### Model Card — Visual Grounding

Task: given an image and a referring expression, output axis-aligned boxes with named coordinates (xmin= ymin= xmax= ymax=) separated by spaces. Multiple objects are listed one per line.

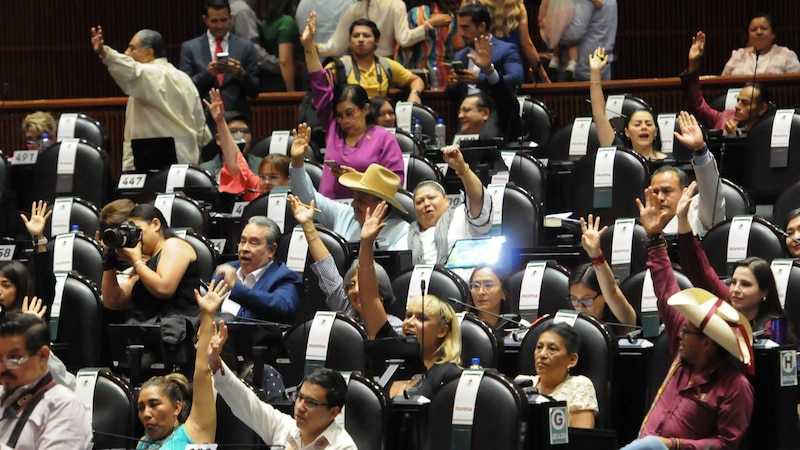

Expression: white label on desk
xmin=641 ymin=269 xmax=658 ymax=312
xmin=56 ymin=113 xmax=78 ymax=142
xmin=452 ymin=134 xmax=479 ymax=146
xmin=230 ymin=201 xmax=249 ymax=218
xmin=549 ymin=406 xmax=569 ymax=445
xmin=0 ymin=245 xmax=14 ymax=261
xmin=185 ymin=445 xmax=219 ymax=450
xmin=173 ymin=228 xmax=188 ymax=239
xmin=446 ymin=192 xmax=464 ymax=210
xmin=210 ymin=239 xmax=226 ymax=255
xmin=267 ymin=192 xmax=288 ymax=232
xmin=52 ymin=273 xmax=68 ymax=318
xmin=154 ymin=194 xmax=176 ymax=226
xmin=12 ymin=150 xmax=38 ymax=165
xmin=657 ymin=113 xmax=677 ymax=153
xmin=436 ymin=162 xmax=449 ymax=175
xmin=490 ymin=171 xmax=509 ymax=185
xmin=165 ymin=164 xmax=189 ymax=193
xmin=593 ymin=147 xmax=616 ymax=188
xmin=519 ymin=261 xmax=546 ymax=311
xmin=517 ymin=96 xmax=527 ymax=118
xmin=771 ymin=109 xmax=794 ymax=149
xmin=727 ymin=216 xmax=753 ymax=262
xmin=269 ymin=130 xmax=291 ymax=155
xmin=452 ymin=370 xmax=484 ymax=426
xmin=51 ymin=197 xmax=74 ymax=236
xmin=117 ymin=173 xmax=147 ymax=189
xmin=724 ymin=88 xmax=742 ymax=111
xmin=53 ymin=234 xmax=76 ymax=273
xmin=407 ymin=265 xmax=435 ymax=307
xmin=56 ymin=139 xmax=79 ymax=174
xmin=569 ymin=117 xmax=593 ymax=157
xmin=606 ymin=95 xmax=625 ymax=118
xmin=771 ymin=259 xmax=793 ymax=308
xmin=396 ymin=101 xmax=413 ymax=132
xmin=780 ymin=350 xmax=798 ymax=387
xmin=487 ymin=183 xmax=505 ymax=225
xmin=402 ymin=154 xmax=411 ymax=189
xmin=554 ymin=309 xmax=579 ymax=327
xmin=306 ymin=311 xmax=337 ymax=361
xmin=611 ymin=218 xmax=635 ymax=266
xmin=286 ymin=226 xmax=309 ymax=273
xmin=500 ymin=151 xmax=516 ymax=171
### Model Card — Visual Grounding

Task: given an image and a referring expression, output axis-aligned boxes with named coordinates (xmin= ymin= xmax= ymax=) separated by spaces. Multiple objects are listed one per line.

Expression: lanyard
xmin=3 ymin=373 xmax=55 ymax=447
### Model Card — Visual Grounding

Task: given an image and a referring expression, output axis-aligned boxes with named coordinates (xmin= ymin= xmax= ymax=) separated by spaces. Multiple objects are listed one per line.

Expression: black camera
xmin=102 ymin=220 xmax=142 ymax=249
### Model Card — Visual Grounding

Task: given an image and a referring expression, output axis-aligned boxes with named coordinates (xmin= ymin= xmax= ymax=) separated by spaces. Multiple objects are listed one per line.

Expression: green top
xmin=260 ymin=15 xmax=306 ymax=92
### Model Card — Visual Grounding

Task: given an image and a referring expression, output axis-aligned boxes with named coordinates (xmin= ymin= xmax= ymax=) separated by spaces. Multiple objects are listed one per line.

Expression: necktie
xmin=215 ymin=38 xmax=224 ymax=86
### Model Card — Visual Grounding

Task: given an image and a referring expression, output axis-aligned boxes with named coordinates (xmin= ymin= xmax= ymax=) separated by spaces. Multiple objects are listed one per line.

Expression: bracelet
xmin=358 ymin=261 xmax=374 ymax=270
xmin=590 ymin=254 xmax=605 ymax=266
xmin=455 ymin=163 xmax=470 ymax=177
xmin=304 ymin=49 xmax=316 ymax=54
xmin=590 ymin=81 xmax=602 ymax=87
xmin=34 ymin=238 xmax=47 ymax=247
xmin=132 ymin=260 xmax=146 ymax=270
xmin=306 ymin=233 xmax=319 ymax=243
xmin=646 ymin=233 xmax=666 ymax=250
xmin=411 ymin=90 xmax=422 ymax=97
xmin=674 ymin=438 xmax=680 ymax=450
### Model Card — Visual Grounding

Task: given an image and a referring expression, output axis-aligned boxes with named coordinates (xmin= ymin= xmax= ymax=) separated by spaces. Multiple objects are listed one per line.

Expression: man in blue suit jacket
xmin=215 ymin=216 xmax=302 ymax=324
xmin=447 ymin=3 xmax=524 ymax=102
xmin=179 ymin=0 xmax=261 ymax=120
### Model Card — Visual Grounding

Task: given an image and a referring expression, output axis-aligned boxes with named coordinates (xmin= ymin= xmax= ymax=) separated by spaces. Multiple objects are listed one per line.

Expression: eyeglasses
xmin=258 ymin=174 xmax=284 ymax=183
xmin=680 ymin=325 xmax=704 ymax=338
xmin=469 ymin=281 xmax=497 ymax=292
xmin=334 ymin=108 xmax=360 ymax=120
xmin=291 ymin=391 xmax=329 ymax=409
xmin=228 ymin=127 xmax=251 ymax=134
xmin=0 ymin=353 xmax=36 ymax=370
xmin=568 ymin=292 xmax=601 ymax=308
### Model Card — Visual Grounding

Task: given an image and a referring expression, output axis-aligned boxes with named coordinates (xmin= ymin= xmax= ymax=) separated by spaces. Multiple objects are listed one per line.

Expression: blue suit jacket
xmin=218 ymin=260 xmax=302 ymax=324
xmin=179 ymin=33 xmax=261 ymax=117
xmin=451 ymin=36 xmax=524 ymax=99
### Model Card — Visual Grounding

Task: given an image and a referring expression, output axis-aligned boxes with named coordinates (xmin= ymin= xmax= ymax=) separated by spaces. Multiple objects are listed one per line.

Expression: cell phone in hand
xmin=449 ymin=60 xmax=465 ymax=72
xmin=324 ymin=160 xmax=342 ymax=171
xmin=216 ymin=52 xmax=229 ymax=65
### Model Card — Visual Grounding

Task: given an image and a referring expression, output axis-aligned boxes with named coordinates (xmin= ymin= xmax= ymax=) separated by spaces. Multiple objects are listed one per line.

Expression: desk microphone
xmin=777 ymin=228 xmax=800 ymax=246
xmin=420 ymin=279 xmax=427 ymax=379
xmin=447 ymin=296 xmax=530 ymax=341
xmin=248 ymin=188 xmax=267 ymax=194
xmin=603 ymin=321 xmax=644 ymax=343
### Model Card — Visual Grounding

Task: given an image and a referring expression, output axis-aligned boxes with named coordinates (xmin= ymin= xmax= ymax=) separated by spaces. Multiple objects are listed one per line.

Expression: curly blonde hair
xmin=21 ymin=111 xmax=56 ymax=137
xmin=408 ymin=295 xmax=462 ymax=366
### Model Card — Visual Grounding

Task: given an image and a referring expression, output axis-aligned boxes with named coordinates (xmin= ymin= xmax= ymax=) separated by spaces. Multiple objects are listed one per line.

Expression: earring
xmin=762 ymin=296 xmax=767 ymax=302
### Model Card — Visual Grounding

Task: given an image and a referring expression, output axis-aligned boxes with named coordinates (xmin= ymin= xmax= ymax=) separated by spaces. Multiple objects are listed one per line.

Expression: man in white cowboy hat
xmin=288 ymin=123 xmax=409 ymax=249
xmin=622 ymin=189 xmax=755 ymax=450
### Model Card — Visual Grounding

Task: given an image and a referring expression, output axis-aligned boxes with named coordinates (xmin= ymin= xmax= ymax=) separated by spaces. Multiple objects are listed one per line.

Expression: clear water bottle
xmin=39 ymin=132 xmax=51 ymax=151
xmin=412 ymin=118 xmax=423 ymax=138
xmin=429 ymin=63 xmax=441 ymax=90
xmin=435 ymin=118 xmax=446 ymax=148
xmin=469 ymin=357 xmax=483 ymax=369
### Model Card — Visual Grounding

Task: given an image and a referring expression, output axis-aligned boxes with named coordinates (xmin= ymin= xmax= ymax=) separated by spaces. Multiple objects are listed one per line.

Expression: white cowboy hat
xmin=339 ymin=164 xmax=407 ymax=214
xmin=668 ymin=288 xmax=754 ymax=367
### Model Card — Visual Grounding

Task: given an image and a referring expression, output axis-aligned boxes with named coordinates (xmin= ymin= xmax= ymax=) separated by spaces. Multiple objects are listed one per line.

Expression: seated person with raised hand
xmin=515 ymin=323 xmax=598 ymax=428
xmin=648 ymin=112 xmax=725 ymax=236
xmin=200 ymin=109 xmax=261 ymax=177
xmin=301 ymin=12 xmax=404 ymax=199
xmin=722 ymin=12 xmax=800 ymax=76
xmin=207 ymin=296 xmax=357 ymax=449
xmin=449 ymin=34 xmax=520 ymax=140
xmin=289 ymin=195 xmax=403 ymax=334
xmin=409 ymin=145 xmax=492 ymax=265
xmin=289 ymin=123 xmax=410 ymax=249
xmin=206 ymin=88 xmax=290 ymax=201
xmin=325 ymin=19 xmax=426 ymax=103
xmin=682 ymin=32 xmax=771 ymax=136
xmin=214 ymin=216 xmax=301 ymax=323
xmin=358 ymin=202 xmax=463 ymax=398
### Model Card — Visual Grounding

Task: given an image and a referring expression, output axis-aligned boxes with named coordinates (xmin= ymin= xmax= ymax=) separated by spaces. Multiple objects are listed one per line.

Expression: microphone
xmin=447 ymin=296 xmax=527 ymax=328
xmin=248 ymin=188 xmax=267 ymax=194
xmin=419 ymin=278 xmax=427 ymax=379
xmin=777 ymin=228 xmax=800 ymax=245
xmin=602 ymin=321 xmax=644 ymax=343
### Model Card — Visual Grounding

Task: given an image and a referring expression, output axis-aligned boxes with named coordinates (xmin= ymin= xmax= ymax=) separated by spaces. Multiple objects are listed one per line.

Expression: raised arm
xmin=588 ymin=48 xmax=616 ymax=147
xmin=289 ymin=195 xmax=330 ymax=263
xmin=358 ymin=203 xmax=389 ymax=338
xmin=184 ymin=279 xmax=230 ymax=443
xmin=300 ymin=12 xmax=323 ymax=74
xmin=443 ymin=146 xmax=483 ymax=219
xmin=205 ymin=88 xmax=241 ymax=178
xmin=580 ymin=214 xmax=636 ymax=325
xmin=687 ymin=31 xmax=706 ymax=74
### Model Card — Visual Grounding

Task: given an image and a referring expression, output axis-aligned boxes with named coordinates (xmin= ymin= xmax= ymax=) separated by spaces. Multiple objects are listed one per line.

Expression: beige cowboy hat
xmin=668 ymin=288 xmax=754 ymax=367
xmin=339 ymin=164 xmax=408 ymax=214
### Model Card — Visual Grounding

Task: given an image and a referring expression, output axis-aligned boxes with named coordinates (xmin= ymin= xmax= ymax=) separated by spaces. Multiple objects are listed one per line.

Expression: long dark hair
xmin=128 ymin=203 xmax=177 ymax=240
xmin=0 ymin=261 xmax=33 ymax=312
xmin=734 ymin=257 xmax=786 ymax=321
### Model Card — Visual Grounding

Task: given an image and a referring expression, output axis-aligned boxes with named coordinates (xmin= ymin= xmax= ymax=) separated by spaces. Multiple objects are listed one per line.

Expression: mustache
xmin=0 ymin=372 xmax=15 ymax=379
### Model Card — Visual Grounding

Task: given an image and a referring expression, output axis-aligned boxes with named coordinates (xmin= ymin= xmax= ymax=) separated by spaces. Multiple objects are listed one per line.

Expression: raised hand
xmin=288 ymin=194 xmax=315 ymax=226
xmin=290 ymin=122 xmax=311 ymax=161
xmin=467 ymin=34 xmax=493 ymax=71
xmin=442 ymin=145 xmax=466 ymax=171
xmin=91 ymin=26 xmax=107 ymax=58
xmin=21 ymin=296 xmax=47 ymax=318
xmin=673 ymin=111 xmax=705 ymax=151
xmin=300 ymin=11 xmax=317 ymax=50
xmin=194 ymin=279 xmax=230 ymax=315
xmin=636 ymin=187 xmax=670 ymax=235
xmin=21 ymin=200 xmax=52 ymax=238
xmin=207 ymin=319 xmax=229 ymax=371
xmin=203 ymin=88 xmax=225 ymax=124
xmin=589 ymin=47 xmax=608 ymax=72
xmin=688 ymin=31 xmax=706 ymax=63
xmin=676 ymin=180 xmax=697 ymax=221
xmin=360 ymin=202 xmax=388 ymax=241
xmin=580 ymin=214 xmax=607 ymax=259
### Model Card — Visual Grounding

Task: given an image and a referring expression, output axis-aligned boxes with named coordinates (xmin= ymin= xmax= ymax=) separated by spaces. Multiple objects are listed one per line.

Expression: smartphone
xmin=450 ymin=60 xmax=466 ymax=73
xmin=324 ymin=160 xmax=342 ymax=171
xmin=216 ymin=52 xmax=229 ymax=64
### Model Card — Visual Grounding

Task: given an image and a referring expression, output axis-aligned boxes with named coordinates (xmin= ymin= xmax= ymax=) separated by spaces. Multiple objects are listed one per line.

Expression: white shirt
xmin=221 ymin=261 xmax=273 ymax=315
xmin=206 ymin=31 xmax=230 ymax=57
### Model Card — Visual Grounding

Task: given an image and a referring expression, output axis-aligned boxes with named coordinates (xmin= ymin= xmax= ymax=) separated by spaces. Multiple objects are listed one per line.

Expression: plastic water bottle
xmin=469 ymin=357 xmax=483 ymax=370
xmin=429 ymin=63 xmax=441 ymax=90
xmin=435 ymin=118 xmax=446 ymax=148
xmin=39 ymin=132 xmax=51 ymax=151
xmin=412 ymin=119 xmax=423 ymax=138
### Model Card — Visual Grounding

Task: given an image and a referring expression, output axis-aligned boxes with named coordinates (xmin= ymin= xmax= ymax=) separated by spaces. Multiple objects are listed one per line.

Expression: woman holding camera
xmin=101 ymin=203 xmax=200 ymax=367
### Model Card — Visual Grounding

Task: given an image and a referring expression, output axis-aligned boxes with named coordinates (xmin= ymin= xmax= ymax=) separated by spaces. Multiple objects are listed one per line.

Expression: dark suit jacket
xmin=179 ymin=33 xmax=261 ymax=118
xmin=449 ymin=36 xmax=524 ymax=101
xmin=217 ymin=260 xmax=302 ymax=324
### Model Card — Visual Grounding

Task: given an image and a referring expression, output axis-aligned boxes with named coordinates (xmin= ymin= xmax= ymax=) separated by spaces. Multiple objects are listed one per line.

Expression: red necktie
xmin=215 ymin=39 xmax=224 ymax=86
